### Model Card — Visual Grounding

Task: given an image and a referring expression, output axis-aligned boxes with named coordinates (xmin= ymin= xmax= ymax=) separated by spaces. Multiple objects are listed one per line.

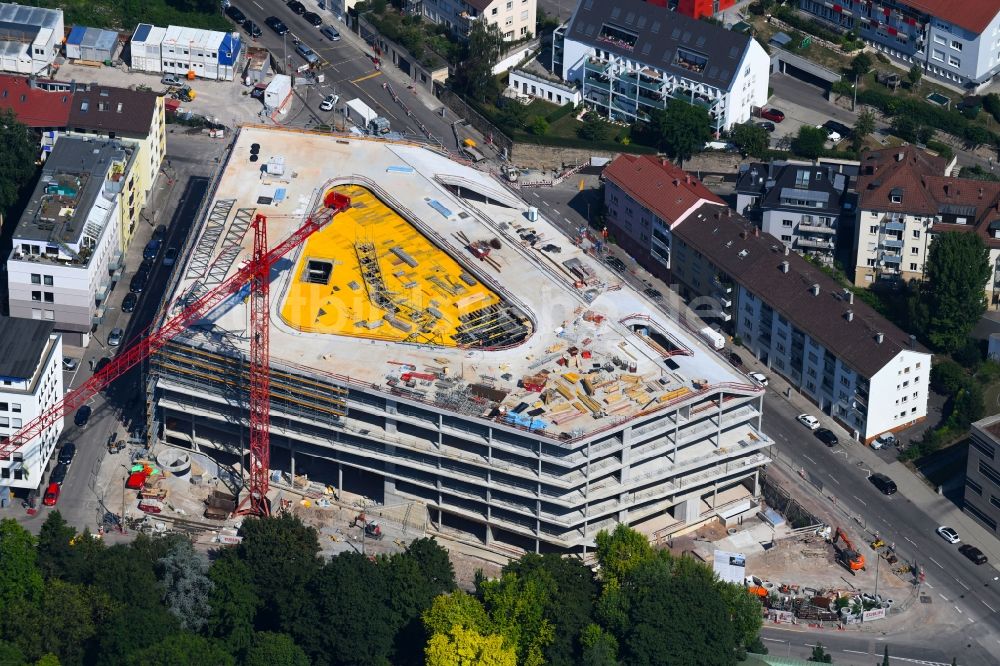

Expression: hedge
xmin=510 ymin=130 xmax=657 ymax=154
xmin=857 ymin=88 xmax=1000 ymax=146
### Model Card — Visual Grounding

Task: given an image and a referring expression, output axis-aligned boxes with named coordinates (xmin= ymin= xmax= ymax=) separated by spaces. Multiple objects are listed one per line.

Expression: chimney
xmin=846 ymin=310 xmax=854 ymax=322
xmin=754 ymin=226 xmax=759 ymax=237
xmin=896 ymin=151 xmax=905 ymax=162
xmin=780 ymin=260 xmax=789 ymax=273
xmin=673 ymin=179 xmax=680 ymax=186
xmin=740 ymin=230 xmax=748 ymax=239
xmin=810 ymin=283 xmax=820 ymax=296
xmin=783 ymin=245 xmax=790 ymax=256
xmin=848 ymin=291 xmax=854 ymax=304
xmin=980 ymin=187 xmax=985 ymax=199
xmin=910 ymin=334 xmax=916 ymax=348
xmin=876 ymin=332 xmax=885 ymax=344
xmin=685 ymin=174 xmax=691 ymax=184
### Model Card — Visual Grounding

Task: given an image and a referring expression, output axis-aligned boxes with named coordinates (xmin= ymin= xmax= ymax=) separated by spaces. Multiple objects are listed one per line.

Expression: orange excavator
xmin=832 ymin=526 xmax=866 ymax=574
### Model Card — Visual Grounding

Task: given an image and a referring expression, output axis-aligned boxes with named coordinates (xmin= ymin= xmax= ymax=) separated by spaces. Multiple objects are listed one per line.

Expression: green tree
xmin=848 ymin=52 xmax=873 ymax=79
xmin=0 ymin=641 xmax=25 ymax=666
xmin=206 ymin=552 xmax=260 ymax=656
xmin=237 ymin=514 xmax=321 ymax=633
xmin=479 ymin=572 xmax=554 ymax=666
xmin=930 ymin=358 xmax=967 ymax=394
xmin=2 ymin=579 xmax=109 ymax=665
xmin=425 ymin=625 xmax=517 ymax=666
xmin=579 ymin=624 xmax=618 ymax=666
xmin=0 ymin=519 xmax=43 ymax=609
xmin=914 ymin=232 xmax=991 ymax=352
xmin=646 ymin=100 xmax=712 ymax=165
xmin=452 ymin=21 xmax=503 ymax=101
xmin=244 ymin=632 xmax=309 ymax=666
xmin=35 ymin=512 xmax=77 ymax=581
xmin=529 ymin=116 xmax=549 ymax=136
xmin=907 ymin=63 xmax=923 ymax=87
xmin=791 ymin=125 xmax=829 ymax=159
xmin=852 ymin=109 xmax=876 ymax=150
xmin=984 ymin=93 xmax=1000 ymax=122
xmin=424 ymin=591 xmax=492 ymax=637
xmin=595 ymin=524 xmax=656 ymax=587
xmin=407 ymin=538 xmax=456 ymax=595
xmin=729 ymin=123 xmax=770 ymax=158
xmin=0 ymin=109 xmax=37 ymax=218
xmin=158 ymin=540 xmax=214 ymax=631
xmin=809 ymin=641 xmax=833 ymax=662
xmin=717 ymin=581 xmax=764 ymax=652
xmin=578 ymin=113 xmax=611 ymax=141
xmin=94 ymin=605 xmax=179 ymax=666
xmin=126 ymin=633 xmax=235 ymax=666
xmin=385 ymin=541 xmax=456 ymax=666
xmin=34 ymin=656 xmax=59 ymax=666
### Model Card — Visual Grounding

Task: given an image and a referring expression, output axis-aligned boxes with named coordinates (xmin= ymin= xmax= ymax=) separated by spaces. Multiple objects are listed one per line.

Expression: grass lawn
xmin=983 ymin=379 xmax=1000 ymax=416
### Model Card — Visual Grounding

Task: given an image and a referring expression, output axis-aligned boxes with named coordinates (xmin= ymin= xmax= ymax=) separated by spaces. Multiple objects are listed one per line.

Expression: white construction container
xmin=130 ymin=24 xmax=166 ymax=73
xmin=264 ymin=74 xmax=292 ymax=111
xmin=345 ymin=98 xmax=377 ymax=129
xmin=699 ymin=326 xmax=725 ymax=350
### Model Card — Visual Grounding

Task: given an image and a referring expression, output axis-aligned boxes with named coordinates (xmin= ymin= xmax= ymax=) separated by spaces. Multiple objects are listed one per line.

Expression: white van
xmin=871 ymin=432 xmax=897 ymax=450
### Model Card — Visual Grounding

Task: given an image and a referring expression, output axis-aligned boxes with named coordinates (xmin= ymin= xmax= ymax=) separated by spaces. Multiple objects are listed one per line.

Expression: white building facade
xmin=508 ymin=69 xmax=582 ymax=106
xmin=557 ymin=0 xmax=769 ymax=132
xmin=130 ymin=24 xmax=243 ymax=81
xmin=0 ymin=3 xmax=63 ymax=75
xmin=412 ymin=0 xmax=537 ymax=41
xmin=0 ymin=320 xmax=63 ymax=493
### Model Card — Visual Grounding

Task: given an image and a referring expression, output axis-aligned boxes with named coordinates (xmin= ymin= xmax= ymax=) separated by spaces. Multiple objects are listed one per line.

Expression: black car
xmin=122 ymin=291 xmax=138 ymax=313
xmin=959 ymin=544 xmax=989 ymax=565
xmin=822 ymin=119 xmax=852 ymax=139
xmin=868 ymin=472 xmax=898 ymax=495
xmin=130 ymin=270 xmax=149 ymax=293
xmin=95 ymin=357 xmax=111 ymax=373
xmin=153 ymin=224 xmax=167 ymax=240
xmin=604 ymin=256 xmax=626 ymax=272
xmin=225 ymin=5 xmax=247 ymax=23
xmin=74 ymin=405 xmax=92 ymax=428
xmin=303 ymin=11 xmax=322 ymax=26
xmin=728 ymin=352 xmax=744 ymax=367
xmin=757 ymin=121 xmax=776 ymax=133
xmin=287 ymin=0 xmax=307 ymax=14
xmin=57 ymin=442 xmax=76 ymax=466
xmin=814 ymin=427 xmax=838 ymax=447
xmin=266 ymin=16 xmax=289 ymax=35
xmin=244 ymin=20 xmax=262 ymax=38
xmin=50 ymin=462 xmax=68 ymax=485
xmin=644 ymin=287 xmax=663 ymax=300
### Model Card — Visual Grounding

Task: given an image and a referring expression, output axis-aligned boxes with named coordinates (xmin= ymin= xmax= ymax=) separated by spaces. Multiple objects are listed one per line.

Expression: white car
xmin=319 ymin=94 xmax=339 ymax=111
xmin=797 ymin=414 xmax=820 ymax=430
xmin=62 ymin=357 xmax=79 ymax=372
xmin=748 ymin=372 xmax=768 ymax=387
xmin=871 ymin=432 xmax=897 ymax=450
xmin=818 ymin=124 xmax=842 ymax=143
xmin=936 ymin=526 xmax=960 ymax=544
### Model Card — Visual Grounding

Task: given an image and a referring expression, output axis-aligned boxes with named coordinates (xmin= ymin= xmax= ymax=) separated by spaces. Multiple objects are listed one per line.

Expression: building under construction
xmin=150 ymin=126 xmax=772 ymax=554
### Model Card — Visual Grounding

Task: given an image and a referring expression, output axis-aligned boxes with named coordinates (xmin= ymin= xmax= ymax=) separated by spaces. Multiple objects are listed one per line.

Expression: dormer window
xmin=890 ymin=187 xmax=903 ymax=204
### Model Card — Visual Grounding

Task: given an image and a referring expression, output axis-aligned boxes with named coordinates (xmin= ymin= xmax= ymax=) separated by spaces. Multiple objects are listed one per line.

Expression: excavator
xmin=832 ymin=526 xmax=866 ymax=575
xmin=350 ymin=511 xmax=384 ymax=540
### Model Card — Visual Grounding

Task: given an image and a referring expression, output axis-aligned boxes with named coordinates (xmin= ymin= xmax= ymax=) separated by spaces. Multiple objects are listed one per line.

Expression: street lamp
xmin=852 ymin=73 xmax=859 ymax=112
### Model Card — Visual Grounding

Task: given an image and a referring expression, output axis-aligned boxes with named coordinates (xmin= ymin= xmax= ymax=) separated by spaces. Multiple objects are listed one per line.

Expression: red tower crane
xmin=3 ymin=190 xmax=352 ymax=516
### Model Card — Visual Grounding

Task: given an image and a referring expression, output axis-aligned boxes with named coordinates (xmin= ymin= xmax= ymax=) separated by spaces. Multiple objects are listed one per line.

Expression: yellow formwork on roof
xmin=280 ymin=184 xmax=502 ymax=345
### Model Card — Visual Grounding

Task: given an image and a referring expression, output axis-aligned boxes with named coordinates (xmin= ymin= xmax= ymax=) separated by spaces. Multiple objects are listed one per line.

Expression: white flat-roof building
xmin=149 ymin=127 xmax=773 ymax=555
xmin=0 ymin=319 xmax=63 ymax=495
xmin=0 ymin=3 xmax=63 ymax=75
xmin=130 ymin=24 xmax=242 ymax=81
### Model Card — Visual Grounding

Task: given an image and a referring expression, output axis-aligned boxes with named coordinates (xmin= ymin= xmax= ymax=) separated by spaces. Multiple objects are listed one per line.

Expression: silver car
xmin=108 ymin=327 xmax=124 ymax=347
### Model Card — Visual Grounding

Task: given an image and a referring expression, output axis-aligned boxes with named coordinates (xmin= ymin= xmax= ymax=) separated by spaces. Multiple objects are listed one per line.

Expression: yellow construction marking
xmin=280 ymin=184 xmax=503 ymax=346
xmin=578 ymin=178 xmax=584 ymax=191
xmin=351 ymin=71 xmax=383 ymax=84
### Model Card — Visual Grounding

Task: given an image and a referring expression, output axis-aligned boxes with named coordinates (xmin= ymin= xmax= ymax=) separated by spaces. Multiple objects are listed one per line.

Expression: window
xmin=521 ymin=9 xmax=528 ymax=19
xmin=910 ymin=247 xmax=919 ymax=255
xmin=949 ymin=55 xmax=961 ymax=67
xmin=30 ymin=274 xmax=40 ymax=284
xmin=933 ymin=34 xmax=946 ymax=45
xmin=967 ymin=503 xmax=998 ymax=530
xmin=967 ymin=478 xmax=984 ymax=495
xmin=979 ymin=460 xmax=1000 ymax=487
xmin=932 ymin=49 xmax=945 ymax=62
xmin=780 ymin=235 xmax=792 ymax=242
xmin=505 ymin=16 xmax=513 ymax=25
xmin=867 ymin=258 xmax=877 ymax=267
xmin=31 ymin=291 xmax=40 ymax=302
xmin=492 ymin=7 xmax=498 ymax=14
xmin=506 ymin=0 xmax=512 ymax=7
xmin=43 ymin=293 xmax=53 ymax=303
xmin=891 ymin=193 xmax=902 ymax=204
xmin=910 ymin=263 xmax=918 ymax=271
xmin=870 ymin=225 xmax=878 ymax=234
xmin=972 ymin=436 xmax=996 ymax=459
xmin=43 ymin=275 xmax=52 ymax=286
xmin=913 ymin=230 xmax=921 ymax=238
xmin=11 ymin=419 xmax=20 ymax=429
xmin=11 ymin=404 xmax=20 ymax=413
xmin=782 ymin=220 xmax=793 ymax=227
xmin=951 ymin=40 xmax=963 ymax=51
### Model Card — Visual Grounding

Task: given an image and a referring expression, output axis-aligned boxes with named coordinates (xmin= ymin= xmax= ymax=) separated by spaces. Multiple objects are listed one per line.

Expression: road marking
xmin=939 ymin=593 xmax=950 ymax=602
xmin=955 ymin=578 xmax=970 ymax=590
xmin=929 ymin=556 xmax=944 ymax=569
xmin=802 ymin=454 xmax=816 ymax=464
xmin=532 ymin=192 xmax=540 ymax=198
xmin=853 ymin=495 xmax=867 ymax=506
xmin=925 ymin=582 xmax=933 ymax=588
xmin=843 ymin=649 xmax=869 ymax=655
xmin=984 ymin=600 xmax=997 ymax=613
xmin=827 ymin=473 xmax=840 ymax=485
xmin=253 ymin=1 xmax=263 ymax=7
xmin=954 ymin=605 xmax=963 ymax=614
xmin=904 ymin=536 xmax=916 ymax=545
xmin=969 ymin=616 xmax=975 ymax=623
xmin=351 ymin=71 xmax=383 ymax=84
xmin=761 ymin=638 xmax=785 ymax=643
xmin=563 ymin=216 xmax=572 ymax=223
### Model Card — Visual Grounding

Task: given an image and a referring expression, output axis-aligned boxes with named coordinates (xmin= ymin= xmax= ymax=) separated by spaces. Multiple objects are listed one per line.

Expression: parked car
xmin=265 ymin=16 xmax=289 ymax=35
xmin=143 ymin=238 xmax=161 ymax=260
xmin=320 ymin=25 xmax=341 ymax=41
xmin=108 ymin=327 xmax=124 ymax=347
xmin=287 ymin=0 xmax=306 ymax=14
xmin=303 ymin=11 xmax=322 ymax=26
xmin=62 ymin=357 xmax=78 ymax=372
xmin=42 ymin=482 xmax=60 ymax=506
xmin=95 ymin=357 xmax=111 ymax=373
xmin=748 ymin=371 xmax=767 ymax=386
xmin=796 ymin=413 xmax=820 ymax=430
xmin=225 ymin=5 xmax=247 ymax=23
xmin=868 ymin=472 xmax=897 ymax=495
xmin=871 ymin=432 xmax=897 ymax=450
xmin=153 ymin=224 xmax=167 ymax=240
xmin=643 ymin=287 xmax=663 ymax=300
xmin=959 ymin=544 xmax=988 ymax=565
xmin=163 ymin=247 xmax=178 ymax=267
xmin=728 ymin=352 xmax=744 ymax=367
xmin=760 ymin=108 xmax=785 ymax=122
xmin=822 ymin=120 xmax=852 ymax=140
xmin=814 ymin=428 xmax=838 ymax=447
xmin=295 ymin=43 xmax=319 ymax=65
xmin=57 ymin=442 xmax=76 ymax=466
xmin=604 ymin=256 xmax=626 ymax=272
xmin=161 ymin=74 xmax=181 ymax=87
xmin=244 ymin=20 xmax=262 ymax=38
xmin=130 ymin=270 xmax=149 ymax=293
xmin=319 ymin=94 xmax=340 ymax=111
xmin=757 ymin=121 xmax=776 ymax=132
xmin=50 ymin=462 xmax=68 ymax=486
xmin=937 ymin=526 xmax=960 ymax=544
xmin=819 ymin=124 xmax=842 ymax=143
xmin=74 ymin=405 xmax=92 ymax=428
xmin=122 ymin=291 xmax=138 ymax=313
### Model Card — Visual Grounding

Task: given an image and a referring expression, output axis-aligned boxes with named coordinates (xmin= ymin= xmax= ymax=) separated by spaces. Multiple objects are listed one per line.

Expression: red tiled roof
xmin=857 ymin=146 xmax=947 ymax=216
xmin=901 ymin=0 xmax=1000 ymax=35
xmin=603 ymin=154 xmax=724 ymax=226
xmin=0 ymin=75 xmax=72 ymax=128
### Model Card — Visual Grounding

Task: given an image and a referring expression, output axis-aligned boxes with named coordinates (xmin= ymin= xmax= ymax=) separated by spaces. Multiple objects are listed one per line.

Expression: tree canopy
xmin=451 ymin=21 xmax=504 ymax=102
xmin=791 ymin=125 xmax=829 ymax=159
xmin=644 ymin=100 xmax=712 ymax=165
xmin=729 ymin=123 xmax=770 ymax=158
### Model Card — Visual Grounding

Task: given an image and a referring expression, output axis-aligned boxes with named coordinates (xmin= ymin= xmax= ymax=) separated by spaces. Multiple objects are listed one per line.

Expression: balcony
xmin=799 ymin=223 xmax=835 ymax=235
xmin=585 ymin=58 xmax=610 ymax=74
xmin=881 ymin=252 xmax=902 ymax=264
xmin=881 ymin=238 xmax=904 ymax=249
xmin=584 ymin=76 xmax=610 ymax=92
xmin=797 ymin=237 xmax=834 ymax=250
xmin=884 ymin=219 xmax=906 ymax=232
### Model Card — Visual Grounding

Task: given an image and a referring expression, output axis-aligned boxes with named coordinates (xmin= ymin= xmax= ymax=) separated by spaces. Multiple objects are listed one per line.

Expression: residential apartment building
xmin=603 ymin=154 xmax=724 ymax=274
xmin=0 ymin=319 xmax=63 ymax=496
xmin=671 ymin=204 xmax=932 ymax=443
xmin=0 ymin=4 xmax=63 ymax=75
xmin=798 ymin=0 xmax=1000 ymax=89
xmin=556 ymin=0 xmax=769 ymax=131
xmin=965 ymin=414 xmax=1000 ymax=535
xmin=735 ymin=159 xmax=855 ymax=265
xmin=7 ymin=138 xmax=138 ymax=346
xmin=409 ymin=0 xmax=537 ymax=41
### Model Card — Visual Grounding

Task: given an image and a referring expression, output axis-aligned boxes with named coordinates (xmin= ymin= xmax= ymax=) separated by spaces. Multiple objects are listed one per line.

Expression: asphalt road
xmin=232 ymin=0 xmax=460 ymax=149
xmin=759 ymin=626 xmax=970 ymax=665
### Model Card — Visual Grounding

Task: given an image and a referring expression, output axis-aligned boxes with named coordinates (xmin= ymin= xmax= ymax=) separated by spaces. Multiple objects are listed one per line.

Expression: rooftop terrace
xmin=163 ymin=127 xmax=759 ymax=439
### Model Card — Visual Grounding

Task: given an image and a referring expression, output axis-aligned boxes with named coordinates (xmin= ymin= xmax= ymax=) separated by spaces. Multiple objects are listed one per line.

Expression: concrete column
xmin=290 ymin=441 xmax=296 ymax=484
xmin=672 ymin=410 xmax=680 ymax=463
xmin=716 ymin=392 xmax=723 ymax=448
xmin=337 ymin=461 xmax=343 ymax=493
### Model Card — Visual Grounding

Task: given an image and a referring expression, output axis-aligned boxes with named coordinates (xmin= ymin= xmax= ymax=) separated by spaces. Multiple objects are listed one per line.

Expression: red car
xmin=760 ymin=108 xmax=785 ymax=122
xmin=42 ymin=482 xmax=60 ymax=506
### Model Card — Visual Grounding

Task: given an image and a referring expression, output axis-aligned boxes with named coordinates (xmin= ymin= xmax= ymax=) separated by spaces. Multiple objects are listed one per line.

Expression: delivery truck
xmin=345 ymin=98 xmax=390 ymax=135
